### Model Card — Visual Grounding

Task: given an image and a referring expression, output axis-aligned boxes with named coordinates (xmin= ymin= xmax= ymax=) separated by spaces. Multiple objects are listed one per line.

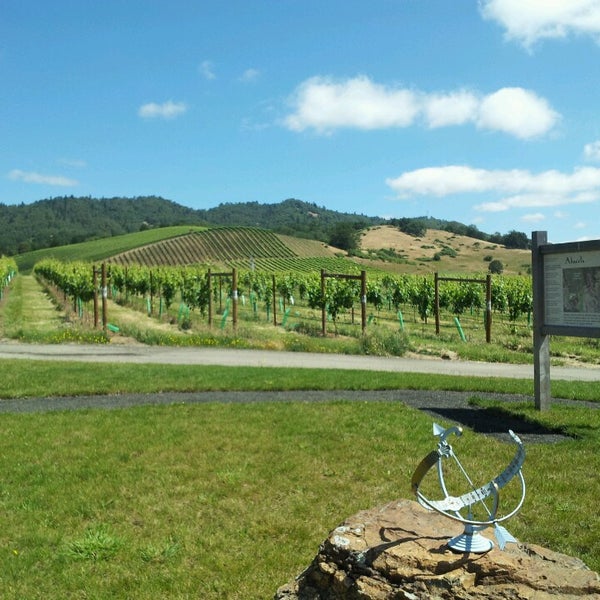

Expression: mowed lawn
xmin=0 ymin=384 xmax=598 ymax=598
xmin=0 ymin=275 xmax=598 ymax=597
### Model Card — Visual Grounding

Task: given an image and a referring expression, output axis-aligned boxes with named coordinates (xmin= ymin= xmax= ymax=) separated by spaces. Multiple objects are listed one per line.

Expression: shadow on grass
xmin=418 ymin=406 xmax=572 ymax=444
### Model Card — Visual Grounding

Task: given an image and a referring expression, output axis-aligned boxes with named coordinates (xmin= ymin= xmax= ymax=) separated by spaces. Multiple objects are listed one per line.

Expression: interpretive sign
xmin=531 ymin=232 xmax=600 ymax=409
xmin=543 ymin=250 xmax=600 ymax=330
xmin=533 ymin=233 xmax=600 ymax=337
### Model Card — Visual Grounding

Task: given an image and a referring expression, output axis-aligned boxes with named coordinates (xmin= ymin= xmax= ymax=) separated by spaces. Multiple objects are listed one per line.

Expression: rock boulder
xmin=275 ymin=499 xmax=600 ymax=599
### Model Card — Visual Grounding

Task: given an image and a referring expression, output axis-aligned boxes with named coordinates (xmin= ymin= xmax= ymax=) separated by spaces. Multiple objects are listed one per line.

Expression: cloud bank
xmin=8 ymin=169 xmax=78 ymax=187
xmin=386 ymin=165 xmax=600 ymax=211
xmin=284 ymin=76 xmax=559 ymax=139
xmin=480 ymin=0 xmax=600 ymax=48
xmin=138 ymin=101 xmax=187 ymax=119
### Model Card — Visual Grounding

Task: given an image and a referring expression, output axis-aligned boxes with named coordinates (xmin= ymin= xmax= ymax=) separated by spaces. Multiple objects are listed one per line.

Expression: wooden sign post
xmin=531 ymin=231 xmax=600 ymax=410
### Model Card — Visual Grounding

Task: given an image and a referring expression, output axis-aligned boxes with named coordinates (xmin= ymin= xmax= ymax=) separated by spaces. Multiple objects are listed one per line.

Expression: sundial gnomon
xmin=411 ymin=423 xmax=526 ymax=553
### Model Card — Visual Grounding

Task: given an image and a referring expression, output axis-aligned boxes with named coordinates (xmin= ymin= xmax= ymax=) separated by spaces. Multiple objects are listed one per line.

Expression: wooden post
xmin=232 ymin=267 xmax=238 ymax=330
xmin=149 ymin=270 xmax=154 ymax=316
xmin=485 ymin=273 xmax=492 ymax=344
xmin=434 ymin=272 xmax=440 ymax=335
xmin=207 ymin=269 xmax=212 ymax=326
xmin=360 ymin=270 xmax=367 ymax=333
xmin=532 ymin=231 xmax=551 ymax=410
xmin=101 ymin=262 xmax=108 ymax=333
xmin=93 ymin=266 xmax=99 ymax=329
xmin=321 ymin=269 xmax=326 ymax=336
xmin=272 ymin=274 xmax=277 ymax=326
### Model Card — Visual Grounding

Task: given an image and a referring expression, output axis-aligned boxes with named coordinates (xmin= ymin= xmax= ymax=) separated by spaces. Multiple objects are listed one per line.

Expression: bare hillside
xmin=359 ymin=226 xmax=530 ymax=275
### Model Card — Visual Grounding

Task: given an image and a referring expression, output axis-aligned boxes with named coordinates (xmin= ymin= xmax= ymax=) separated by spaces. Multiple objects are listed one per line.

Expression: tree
xmin=502 ymin=230 xmax=529 ymax=249
xmin=328 ymin=222 xmax=360 ymax=252
xmin=395 ymin=217 xmax=427 ymax=237
xmin=489 ymin=259 xmax=504 ymax=274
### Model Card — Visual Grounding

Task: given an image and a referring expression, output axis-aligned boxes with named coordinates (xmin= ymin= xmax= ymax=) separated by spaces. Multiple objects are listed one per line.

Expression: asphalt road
xmin=1 ymin=341 xmax=600 ymax=381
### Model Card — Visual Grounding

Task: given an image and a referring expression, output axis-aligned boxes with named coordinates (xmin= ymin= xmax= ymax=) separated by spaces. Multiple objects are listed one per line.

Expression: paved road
xmin=1 ymin=341 xmax=600 ymax=381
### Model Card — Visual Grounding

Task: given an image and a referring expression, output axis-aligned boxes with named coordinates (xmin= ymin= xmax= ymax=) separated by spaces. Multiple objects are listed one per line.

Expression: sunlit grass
xmin=0 ymin=274 xmax=599 ymax=597
xmin=0 ymin=358 xmax=598 ymax=403
xmin=0 ymin=399 xmax=596 ymax=599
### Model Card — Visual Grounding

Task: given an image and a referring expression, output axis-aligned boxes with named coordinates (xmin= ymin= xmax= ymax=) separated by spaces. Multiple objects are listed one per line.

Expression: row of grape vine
xmin=33 ymin=259 xmax=533 ymax=329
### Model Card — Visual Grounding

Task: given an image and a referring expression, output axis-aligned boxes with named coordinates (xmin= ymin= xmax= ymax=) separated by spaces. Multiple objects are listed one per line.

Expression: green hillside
xmin=0 ymin=196 xmax=379 ymax=257
xmin=108 ymin=227 xmax=359 ymax=273
xmin=14 ymin=226 xmax=205 ymax=273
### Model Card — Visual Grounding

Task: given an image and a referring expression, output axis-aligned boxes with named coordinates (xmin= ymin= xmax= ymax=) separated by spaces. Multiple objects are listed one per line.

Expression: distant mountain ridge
xmin=0 ymin=195 xmax=527 ymax=257
xmin=0 ymin=196 xmax=381 ymax=256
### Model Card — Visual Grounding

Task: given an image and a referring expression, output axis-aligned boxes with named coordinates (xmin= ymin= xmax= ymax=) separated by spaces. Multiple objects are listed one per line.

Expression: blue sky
xmin=3 ymin=1 xmax=600 ymax=241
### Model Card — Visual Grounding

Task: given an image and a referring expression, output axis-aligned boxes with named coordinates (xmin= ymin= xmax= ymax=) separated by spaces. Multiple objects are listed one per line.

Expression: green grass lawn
xmin=0 ymin=273 xmax=598 ymax=597
xmin=0 ymin=362 xmax=597 ymax=599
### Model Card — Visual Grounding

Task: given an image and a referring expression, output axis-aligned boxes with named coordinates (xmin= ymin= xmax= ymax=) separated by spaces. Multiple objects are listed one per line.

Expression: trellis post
xmin=207 ymin=268 xmax=237 ymax=330
xmin=93 ymin=265 xmax=99 ymax=328
xmin=101 ymin=262 xmax=108 ymax=334
xmin=434 ymin=272 xmax=492 ymax=343
xmin=320 ymin=269 xmax=367 ymax=336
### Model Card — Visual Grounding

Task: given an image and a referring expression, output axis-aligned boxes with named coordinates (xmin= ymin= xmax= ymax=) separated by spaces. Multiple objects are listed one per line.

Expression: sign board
xmin=536 ymin=237 xmax=600 ymax=338
xmin=531 ymin=232 xmax=600 ymax=410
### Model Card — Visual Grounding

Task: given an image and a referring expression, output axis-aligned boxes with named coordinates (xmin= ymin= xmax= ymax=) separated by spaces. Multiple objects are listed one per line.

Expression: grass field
xmin=0 ymin=367 xmax=597 ymax=599
xmin=1 ymin=245 xmax=599 ymax=597
xmin=360 ymin=225 xmax=531 ymax=275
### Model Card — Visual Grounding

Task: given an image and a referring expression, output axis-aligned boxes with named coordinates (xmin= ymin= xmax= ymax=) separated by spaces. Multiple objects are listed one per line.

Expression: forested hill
xmin=199 ymin=198 xmax=382 ymax=237
xmin=0 ymin=195 xmax=528 ymax=257
xmin=0 ymin=196 xmax=200 ymax=255
xmin=0 ymin=196 xmax=381 ymax=256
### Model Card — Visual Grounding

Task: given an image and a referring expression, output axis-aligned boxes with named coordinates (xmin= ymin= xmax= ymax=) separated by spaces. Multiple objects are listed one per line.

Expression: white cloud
xmin=480 ymin=0 xmax=600 ymax=48
xmin=521 ymin=212 xmax=546 ymax=223
xmin=476 ymin=87 xmax=559 ymax=139
xmin=584 ymin=140 xmax=600 ymax=161
xmin=424 ymin=90 xmax=479 ymax=127
xmin=284 ymin=76 xmax=419 ymax=133
xmin=386 ymin=165 xmax=600 ymax=212
xmin=283 ymin=76 xmax=559 ymax=138
xmin=239 ymin=68 xmax=260 ymax=83
xmin=8 ymin=169 xmax=78 ymax=186
xmin=199 ymin=60 xmax=216 ymax=80
xmin=574 ymin=221 xmax=587 ymax=228
xmin=138 ymin=100 xmax=187 ymax=119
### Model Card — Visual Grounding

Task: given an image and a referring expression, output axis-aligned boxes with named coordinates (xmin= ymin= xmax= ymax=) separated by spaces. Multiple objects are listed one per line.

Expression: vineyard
xmin=108 ymin=227 xmax=340 ymax=269
xmin=14 ymin=226 xmax=207 ymax=274
xmin=0 ymin=257 xmax=17 ymax=299
xmin=3 ymin=224 xmax=545 ymax=355
xmin=32 ymin=257 xmax=535 ymax=353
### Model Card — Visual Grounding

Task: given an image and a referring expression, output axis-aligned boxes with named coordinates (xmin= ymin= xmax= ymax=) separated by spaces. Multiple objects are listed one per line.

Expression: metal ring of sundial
xmin=411 ymin=423 xmax=526 ymax=553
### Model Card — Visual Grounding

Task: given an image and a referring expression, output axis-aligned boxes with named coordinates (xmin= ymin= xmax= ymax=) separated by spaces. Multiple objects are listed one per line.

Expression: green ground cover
xmin=0 ymin=269 xmax=598 ymax=597
xmin=0 ymin=395 xmax=596 ymax=599
xmin=14 ymin=226 xmax=205 ymax=273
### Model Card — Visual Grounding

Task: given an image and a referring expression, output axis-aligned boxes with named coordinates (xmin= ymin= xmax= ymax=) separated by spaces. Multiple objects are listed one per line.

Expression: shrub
xmin=489 ymin=259 xmax=504 ymax=274
xmin=359 ymin=330 xmax=410 ymax=356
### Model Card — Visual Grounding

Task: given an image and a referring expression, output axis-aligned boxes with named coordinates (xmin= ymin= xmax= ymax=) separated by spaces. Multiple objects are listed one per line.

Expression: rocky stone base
xmin=275 ymin=499 xmax=600 ymax=599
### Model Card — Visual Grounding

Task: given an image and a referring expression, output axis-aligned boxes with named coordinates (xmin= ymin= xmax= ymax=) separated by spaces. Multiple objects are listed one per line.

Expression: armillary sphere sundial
xmin=411 ymin=423 xmax=526 ymax=553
